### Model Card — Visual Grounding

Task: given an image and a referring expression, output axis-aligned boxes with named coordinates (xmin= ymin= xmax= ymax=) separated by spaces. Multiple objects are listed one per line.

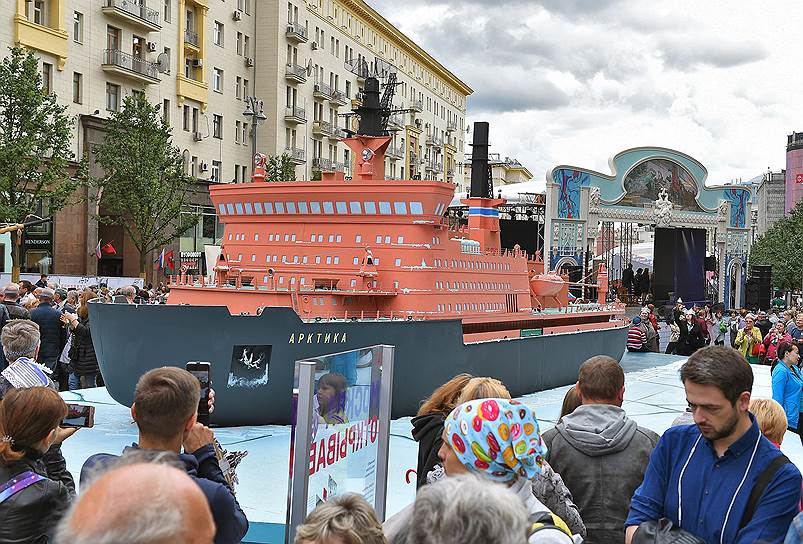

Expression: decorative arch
xmin=554 ymin=256 xmax=579 ymax=271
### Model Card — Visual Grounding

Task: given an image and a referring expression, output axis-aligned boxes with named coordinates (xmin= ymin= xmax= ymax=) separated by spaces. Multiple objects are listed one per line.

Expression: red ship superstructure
xmin=168 ymin=79 xmax=624 ymax=340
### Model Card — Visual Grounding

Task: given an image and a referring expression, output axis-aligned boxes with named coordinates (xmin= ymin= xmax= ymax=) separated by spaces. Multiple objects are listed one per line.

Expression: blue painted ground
xmin=59 ymin=351 xmax=803 ymax=544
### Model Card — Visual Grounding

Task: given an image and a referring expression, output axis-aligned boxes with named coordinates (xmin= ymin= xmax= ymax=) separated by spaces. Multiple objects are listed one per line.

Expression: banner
xmin=0 ymin=274 xmax=144 ymax=290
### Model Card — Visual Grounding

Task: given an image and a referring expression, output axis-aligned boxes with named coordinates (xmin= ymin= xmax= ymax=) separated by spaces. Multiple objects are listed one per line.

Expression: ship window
xmin=282 ymin=256 xmax=287 ymax=263
xmin=228 ymin=234 xmax=233 ymax=241
xmin=395 ymin=258 xmax=401 ymax=266
xmin=310 ymin=201 xmax=321 ymax=214
xmin=313 ymin=297 xmax=318 ymax=305
xmin=286 ymin=202 xmax=297 ymax=214
xmin=318 ymin=235 xmax=324 ymax=242
xmin=263 ymin=276 xmax=268 ymax=283
xmin=254 ymin=234 xmax=259 ymax=241
xmin=374 ymin=258 xmax=380 ymax=265
xmin=290 ymin=277 xmax=296 ymax=285
xmin=226 ymin=203 xmax=234 ymax=215
xmin=397 ymin=236 xmax=404 ymax=244
xmin=266 ymin=255 xmax=271 ymax=262
xmin=251 ymin=254 xmax=256 ymax=261
xmin=410 ymin=202 xmax=424 ymax=214
xmin=379 ymin=201 xmax=392 ymax=214
xmin=351 ymin=279 xmax=357 ymax=287
xmin=235 ymin=203 xmax=244 ymax=214
xmin=264 ymin=202 xmax=274 ymax=214
xmin=364 ymin=202 xmax=377 ymax=214
xmin=353 ymin=257 xmax=359 ymax=265
xmin=298 ymin=202 xmax=309 ymax=214
xmin=350 ymin=201 xmax=361 ymax=213
xmin=291 ymin=234 xmax=296 ymax=241
xmin=334 ymin=256 xmax=340 ymax=264
xmin=310 ymin=234 xmax=316 ymax=242
xmin=326 ymin=256 xmax=332 ymax=264
xmin=323 ymin=202 xmax=334 ymax=214
xmin=331 ymin=297 xmax=337 ymax=306
xmin=336 ymin=235 xmax=342 ymax=242
xmin=355 ymin=235 xmax=362 ymax=243
xmin=300 ymin=277 xmax=306 ymax=285
xmin=237 ymin=254 xmax=242 ymax=261
xmin=394 ymin=281 xmax=399 ymax=289
xmin=376 ymin=235 xmax=382 ymax=243
xmin=293 ymin=256 xmax=299 ymax=263
xmin=336 ymin=201 xmax=348 ymax=214
xmin=218 ymin=203 xmax=226 ymax=215
xmin=285 ymin=234 xmax=290 ymax=242
xmin=328 ymin=235 xmax=334 ymax=243
xmin=269 ymin=234 xmax=274 ymax=241
xmin=393 ymin=202 xmax=407 ymax=214
xmin=275 ymin=202 xmax=286 ymax=214
xmin=448 ymin=304 xmax=452 ymax=311
xmin=315 ymin=256 xmax=321 ymax=264
xmin=384 ymin=236 xmax=391 ymax=244
xmin=244 ymin=202 xmax=253 ymax=214
xmin=318 ymin=297 xmax=324 ymax=305
xmin=279 ymin=276 xmax=284 ymax=284
xmin=303 ymin=256 xmax=308 ymax=264
xmin=254 ymin=202 xmax=263 ymax=214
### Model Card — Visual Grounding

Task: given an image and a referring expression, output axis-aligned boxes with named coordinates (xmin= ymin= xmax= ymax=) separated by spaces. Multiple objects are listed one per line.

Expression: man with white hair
xmin=56 ymin=462 xmax=215 ymax=544
xmin=639 ymin=308 xmax=659 ymax=352
xmin=0 ymin=320 xmax=55 ymax=399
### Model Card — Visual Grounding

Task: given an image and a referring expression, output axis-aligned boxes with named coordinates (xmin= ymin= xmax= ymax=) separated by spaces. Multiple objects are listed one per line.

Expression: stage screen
xmin=653 ymin=228 xmax=706 ymax=302
xmin=500 ymin=219 xmax=542 ymax=256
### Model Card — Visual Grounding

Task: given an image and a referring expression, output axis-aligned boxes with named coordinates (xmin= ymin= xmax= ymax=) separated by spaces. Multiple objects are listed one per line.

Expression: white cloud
xmin=366 ymin=0 xmax=801 ymax=188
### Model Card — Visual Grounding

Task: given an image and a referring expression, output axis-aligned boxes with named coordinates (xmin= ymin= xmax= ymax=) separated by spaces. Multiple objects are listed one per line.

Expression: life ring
xmin=302 ymin=296 xmax=310 ymax=303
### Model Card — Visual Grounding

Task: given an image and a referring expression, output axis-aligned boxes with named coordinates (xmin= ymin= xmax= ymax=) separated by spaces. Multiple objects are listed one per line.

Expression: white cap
xmin=685 ymin=309 xmax=696 ymax=316
xmin=677 ymin=298 xmax=683 ymax=303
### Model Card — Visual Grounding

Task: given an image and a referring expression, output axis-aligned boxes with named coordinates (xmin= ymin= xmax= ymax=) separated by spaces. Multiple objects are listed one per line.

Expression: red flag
xmin=101 ymin=242 xmax=116 ymax=255
xmin=165 ymin=250 xmax=175 ymax=271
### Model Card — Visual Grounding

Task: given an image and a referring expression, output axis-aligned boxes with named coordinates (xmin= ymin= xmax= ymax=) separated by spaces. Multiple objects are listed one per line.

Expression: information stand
xmin=285 ymin=345 xmax=394 ymax=543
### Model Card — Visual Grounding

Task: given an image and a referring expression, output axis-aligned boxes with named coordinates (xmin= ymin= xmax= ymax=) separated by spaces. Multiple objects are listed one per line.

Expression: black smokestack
xmin=469 ymin=122 xmax=492 ymax=198
xmin=356 ymin=77 xmax=383 ymax=136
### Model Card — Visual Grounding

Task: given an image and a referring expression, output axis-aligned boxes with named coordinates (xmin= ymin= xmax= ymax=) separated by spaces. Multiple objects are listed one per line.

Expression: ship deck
xmin=58 ymin=352 xmax=795 ymax=544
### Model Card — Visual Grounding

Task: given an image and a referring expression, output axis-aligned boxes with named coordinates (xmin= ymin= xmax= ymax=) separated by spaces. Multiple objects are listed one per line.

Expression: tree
xmin=92 ymin=93 xmax=199 ymax=278
xmin=749 ymin=201 xmax=803 ymax=291
xmin=266 ymin=153 xmax=296 ymax=182
xmin=0 ymin=46 xmax=77 ymax=281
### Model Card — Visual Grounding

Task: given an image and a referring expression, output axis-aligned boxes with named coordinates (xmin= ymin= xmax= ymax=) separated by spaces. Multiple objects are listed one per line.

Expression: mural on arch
xmin=620 ymin=159 xmax=700 ymax=211
xmin=554 ymin=169 xmax=590 ymax=219
xmin=724 ymin=188 xmax=749 ymax=229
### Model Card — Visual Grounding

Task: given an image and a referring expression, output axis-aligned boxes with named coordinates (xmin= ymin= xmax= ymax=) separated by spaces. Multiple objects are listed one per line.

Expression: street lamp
xmin=242 ymin=96 xmax=267 ymax=181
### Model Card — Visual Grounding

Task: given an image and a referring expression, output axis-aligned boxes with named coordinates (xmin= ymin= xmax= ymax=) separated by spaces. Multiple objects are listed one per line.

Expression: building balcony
xmin=184 ymin=29 xmax=199 ymax=48
xmin=312 ymin=158 xmax=344 ymax=172
xmin=386 ymin=145 xmax=404 ymax=160
xmin=284 ymin=106 xmax=307 ymax=124
xmin=102 ymin=0 xmax=161 ymax=32
xmin=313 ymin=82 xmax=332 ymax=100
xmin=285 ymin=147 xmax=305 ymax=164
xmin=13 ymin=15 xmax=68 ymax=69
xmin=284 ymin=63 xmax=307 ymax=83
xmin=328 ymin=127 xmax=348 ymax=140
xmin=330 ymin=90 xmax=347 ymax=106
xmin=387 ymin=116 xmax=403 ymax=131
xmin=312 ymin=120 xmax=334 ymax=137
xmin=285 ymin=22 xmax=308 ymax=43
xmin=426 ymin=134 xmax=443 ymax=147
xmin=446 ymin=121 xmax=458 ymax=133
xmin=102 ymin=49 xmax=159 ymax=83
xmin=409 ymin=99 xmax=423 ymax=113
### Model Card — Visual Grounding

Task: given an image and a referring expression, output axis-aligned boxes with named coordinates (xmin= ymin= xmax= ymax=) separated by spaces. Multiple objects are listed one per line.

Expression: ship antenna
xmin=469 ymin=122 xmax=493 ymax=198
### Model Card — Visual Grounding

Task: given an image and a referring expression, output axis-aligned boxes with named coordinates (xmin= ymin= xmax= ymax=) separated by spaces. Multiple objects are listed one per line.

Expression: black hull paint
xmin=90 ymin=303 xmax=628 ymax=426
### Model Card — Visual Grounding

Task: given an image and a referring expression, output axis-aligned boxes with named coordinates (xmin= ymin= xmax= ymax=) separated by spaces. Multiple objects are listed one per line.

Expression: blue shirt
xmin=772 ymin=363 xmax=803 ymax=429
xmin=626 ymin=416 xmax=801 ymax=544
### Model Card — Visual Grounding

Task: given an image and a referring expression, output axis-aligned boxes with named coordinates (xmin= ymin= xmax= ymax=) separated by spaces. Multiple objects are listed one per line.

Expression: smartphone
xmin=62 ymin=403 xmax=95 ymax=428
xmin=186 ymin=362 xmax=211 ymax=426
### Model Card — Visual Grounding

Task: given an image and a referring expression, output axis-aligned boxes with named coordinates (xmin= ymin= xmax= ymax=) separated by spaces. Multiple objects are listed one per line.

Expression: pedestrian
xmin=763 ymin=321 xmax=792 ymax=367
xmin=625 ymin=346 xmax=802 ymax=544
xmin=749 ymin=398 xmax=788 ymax=448
xmin=633 ymin=268 xmax=643 ymax=301
xmin=29 ymin=288 xmax=66 ymax=387
xmin=771 ymin=342 xmax=802 ymax=445
xmin=665 ymin=315 xmax=680 ymax=355
xmin=735 ymin=313 xmax=763 ymax=364
xmin=295 ymin=494 xmax=386 ymax=544
xmin=1 ymin=283 xmax=29 ymax=323
xmin=788 ymin=315 xmax=803 ymax=340
xmin=626 ymin=317 xmax=648 ymax=352
xmin=559 ymin=387 xmax=581 ymax=421
xmin=728 ymin=310 xmax=744 ymax=348
xmin=639 ymin=269 xmax=651 ymax=305
xmin=676 ymin=309 xmax=705 ymax=356
xmin=695 ymin=306 xmax=711 ymax=346
xmin=707 ymin=308 xmax=726 ymax=346
xmin=622 ymin=263 xmax=634 ymax=296
xmin=542 ymin=356 xmax=659 ymax=544
xmin=60 ymin=289 xmax=100 ymax=390
xmin=639 ymin=308 xmax=659 ymax=352
xmin=755 ymin=311 xmax=772 ymax=339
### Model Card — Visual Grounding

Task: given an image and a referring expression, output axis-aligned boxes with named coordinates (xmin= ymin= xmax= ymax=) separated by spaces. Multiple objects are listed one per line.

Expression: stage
xmin=58 ymin=352 xmax=801 ymax=543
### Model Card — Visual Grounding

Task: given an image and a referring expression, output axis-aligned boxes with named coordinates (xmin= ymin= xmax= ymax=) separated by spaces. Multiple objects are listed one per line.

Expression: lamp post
xmin=242 ymin=96 xmax=267 ymax=181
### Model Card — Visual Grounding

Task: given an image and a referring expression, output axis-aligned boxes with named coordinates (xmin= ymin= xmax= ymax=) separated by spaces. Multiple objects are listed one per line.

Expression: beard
xmin=697 ymin=410 xmax=740 ymax=441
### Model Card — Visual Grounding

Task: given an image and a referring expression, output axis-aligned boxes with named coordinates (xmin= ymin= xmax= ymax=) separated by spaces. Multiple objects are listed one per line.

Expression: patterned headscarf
xmin=444 ymin=398 xmax=547 ymax=482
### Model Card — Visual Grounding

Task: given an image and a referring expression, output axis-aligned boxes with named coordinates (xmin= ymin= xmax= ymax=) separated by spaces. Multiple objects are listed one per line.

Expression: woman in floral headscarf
xmin=384 ymin=398 xmax=577 ymax=544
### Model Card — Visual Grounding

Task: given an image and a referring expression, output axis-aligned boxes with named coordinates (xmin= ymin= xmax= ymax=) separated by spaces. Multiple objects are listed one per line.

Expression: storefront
xmin=178 ymin=204 xmax=223 ymax=275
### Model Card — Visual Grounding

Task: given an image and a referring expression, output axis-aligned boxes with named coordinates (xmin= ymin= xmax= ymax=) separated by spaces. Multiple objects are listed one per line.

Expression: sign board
xmin=285 ymin=345 xmax=394 ymax=543
xmin=521 ymin=328 xmax=543 ymax=337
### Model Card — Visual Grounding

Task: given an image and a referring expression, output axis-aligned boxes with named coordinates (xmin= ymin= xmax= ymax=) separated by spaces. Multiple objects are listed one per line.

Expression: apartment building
xmin=2 ymin=0 xmax=471 ymax=278
xmin=456 ymin=154 xmax=533 ymax=196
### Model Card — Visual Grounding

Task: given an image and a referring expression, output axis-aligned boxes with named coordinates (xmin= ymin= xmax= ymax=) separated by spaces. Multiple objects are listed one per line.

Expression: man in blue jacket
xmin=626 ymin=346 xmax=802 ymax=544
xmin=81 ymin=367 xmax=248 ymax=544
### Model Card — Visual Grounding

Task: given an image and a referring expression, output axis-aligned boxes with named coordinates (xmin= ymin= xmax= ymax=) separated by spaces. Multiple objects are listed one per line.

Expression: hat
xmin=54 ymin=288 xmax=67 ymax=300
xmin=38 ymin=288 xmax=54 ymax=300
xmin=676 ymin=298 xmax=683 ymax=304
xmin=632 ymin=316 xmax=642 ymax=325
xmin=445 ymin=398 xmax=546 ymax=482
xmin=745 ymin=313 xmax=756 ymax=321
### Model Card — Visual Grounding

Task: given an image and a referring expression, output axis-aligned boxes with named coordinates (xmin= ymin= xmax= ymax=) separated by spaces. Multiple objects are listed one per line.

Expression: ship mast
xmin=461 ymin=122 xmax=505 ymax=253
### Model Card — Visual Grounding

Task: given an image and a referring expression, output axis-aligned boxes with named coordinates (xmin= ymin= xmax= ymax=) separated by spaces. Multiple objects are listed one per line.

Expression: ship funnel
xmin=355 ymin=77 xmax=383 ymax=137
xmin=469 ymin=122 xmax=492 ymax=199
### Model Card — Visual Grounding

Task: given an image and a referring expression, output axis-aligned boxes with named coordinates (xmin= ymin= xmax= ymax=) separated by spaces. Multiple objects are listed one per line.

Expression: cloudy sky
xmin=367 ymin=0 xmax=798 ymax=190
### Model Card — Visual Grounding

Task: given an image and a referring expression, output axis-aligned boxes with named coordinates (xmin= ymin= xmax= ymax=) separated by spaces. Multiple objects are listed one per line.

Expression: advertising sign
xmin=285 ymin=345 xmax=394 ymax=543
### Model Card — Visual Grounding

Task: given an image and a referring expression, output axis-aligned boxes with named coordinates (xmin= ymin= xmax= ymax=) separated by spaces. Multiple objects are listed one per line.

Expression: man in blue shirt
xmin=626 ymin=346 xmax=802 ymax=544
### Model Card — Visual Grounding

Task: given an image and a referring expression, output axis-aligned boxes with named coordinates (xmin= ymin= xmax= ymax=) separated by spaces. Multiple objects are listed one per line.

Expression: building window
xmin=41 ymin=63 xmax=51 ymax=95
xmin=236 ymin=76 xmax=242 ymax=99
xmin=72 ymin=72 xmax=82 ymax=104
xmin=162 ymin=99 xmax=170 ymax=125
xmin=213 ymin=68 xmax=223 ymax=92
xmin=164 ymin=0 xmax=171 ymax=22
xmin=183 ymin=105 xmax=190 ymax=131
xmin=213 ymin=114 xmax=223 ymax=139
xmin=243 ymin=78 xmax=249 ymax=97
xmin=213 ymin=21 xmax=224 ymax=46
xmin=244 ymin=0 xmax=251 ymax=14
xmin=211 ymin=161 xmax=221 ymax=183
xmin=31 ymin=0 xmax=45 ymax=25
xmin=106 ymin=83 xmax=120 ymax=112
xmin=236 ymin=32 xmax=243 ymax=56
xmin=244 ymin=35 xmax=250 ymax=57
xmin=235 ymin=120 xmax=241 ymax=144
xmin=73 ymin=12 xmax=83 ymax=43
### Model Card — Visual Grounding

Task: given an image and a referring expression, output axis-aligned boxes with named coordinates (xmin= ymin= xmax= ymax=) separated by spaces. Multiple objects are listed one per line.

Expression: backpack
xmin=528 ymin=511 xmax=573 ymax=540
xmin=719 ymin=320 xmax=728 ymax=333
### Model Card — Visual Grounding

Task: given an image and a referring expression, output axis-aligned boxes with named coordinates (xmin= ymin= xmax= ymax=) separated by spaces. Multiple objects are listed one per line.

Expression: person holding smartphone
xmin=60 ymin=289 xmax=100 ymax=390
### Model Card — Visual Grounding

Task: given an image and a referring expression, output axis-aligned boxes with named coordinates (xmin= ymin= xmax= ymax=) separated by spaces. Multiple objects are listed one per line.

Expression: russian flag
xmin=95 ymin=239 xmax=102 ymax=260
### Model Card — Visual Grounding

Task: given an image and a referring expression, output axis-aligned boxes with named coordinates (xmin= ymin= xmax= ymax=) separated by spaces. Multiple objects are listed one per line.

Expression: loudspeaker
xmin=750 ymin=265 xmax=771 ymax=284
xmin=745 ymin=280 xmax=760 ymax=309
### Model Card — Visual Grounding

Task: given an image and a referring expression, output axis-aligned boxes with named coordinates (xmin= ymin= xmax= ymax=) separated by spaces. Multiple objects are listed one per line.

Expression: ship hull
xmin=90 ymin=303 xmax=628 ymax=426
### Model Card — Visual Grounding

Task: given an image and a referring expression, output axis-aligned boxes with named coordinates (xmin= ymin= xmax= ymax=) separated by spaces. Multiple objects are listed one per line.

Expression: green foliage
xmin=266 ymin=153 xmax=296 ymax=182
xmin=0 ymin=46 xmax=77 ymax=270
xmin=311 ymin=168 xmax=322 ymax=181
xmin=92 ymin=93 xmax=199 ymax=274
xmin=749 ymin=200 xmax=803 ymax=290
